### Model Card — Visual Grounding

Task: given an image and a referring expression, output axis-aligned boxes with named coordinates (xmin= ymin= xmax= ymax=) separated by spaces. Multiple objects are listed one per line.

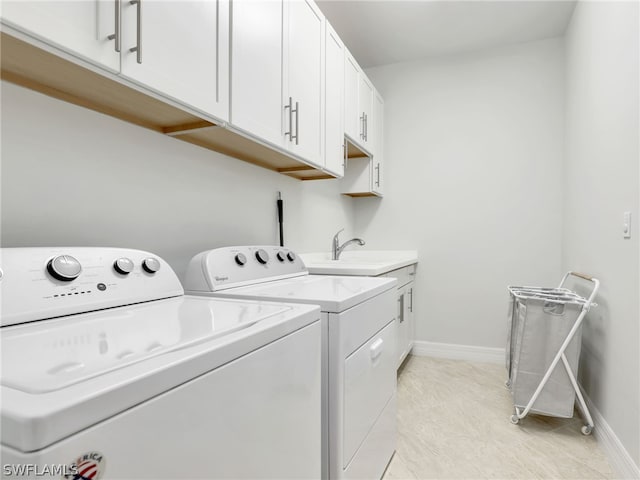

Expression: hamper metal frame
xmin=506 ymin=271 xmax=599 ymax=435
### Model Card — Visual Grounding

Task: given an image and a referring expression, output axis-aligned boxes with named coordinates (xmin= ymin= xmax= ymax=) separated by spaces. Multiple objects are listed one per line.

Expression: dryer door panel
xmin=343 ymin=320 xmax=396 ymax=467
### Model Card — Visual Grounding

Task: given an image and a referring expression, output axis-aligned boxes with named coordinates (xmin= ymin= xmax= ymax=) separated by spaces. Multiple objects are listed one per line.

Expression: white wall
xmin=0 ymin=81 xmax=356 ymax=279
xmin=563 ymin=1 xmax=639 ymax=468
xmin=360 ymin=38 xmax=566 ymax=348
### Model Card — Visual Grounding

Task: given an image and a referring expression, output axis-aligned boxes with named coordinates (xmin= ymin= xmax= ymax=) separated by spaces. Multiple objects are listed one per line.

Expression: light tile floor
xmin=383 ymin=355 xmax=617 ymax=479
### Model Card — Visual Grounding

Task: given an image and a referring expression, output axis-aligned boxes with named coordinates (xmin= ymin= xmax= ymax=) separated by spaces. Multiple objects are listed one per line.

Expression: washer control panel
xmin=0 ymin=247 xmax=183 ymax=327
xmin=184 ymin=246 xmax=308 ymax=292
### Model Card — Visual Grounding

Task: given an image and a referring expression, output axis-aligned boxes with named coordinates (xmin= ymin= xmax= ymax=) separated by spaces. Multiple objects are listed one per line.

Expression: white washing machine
xmin=0 ymin=247 xmax=321 ymax=479
xmin=184 ymin=246 xmax=398 ymax=480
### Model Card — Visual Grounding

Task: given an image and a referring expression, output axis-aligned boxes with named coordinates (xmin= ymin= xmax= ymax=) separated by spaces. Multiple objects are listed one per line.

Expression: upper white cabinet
xmin=231 ymin=0 xmax=324 ymax=168
xmin=344 ymin=49 xmax=360 ymax=143
xmin=358 ymin=74 xmax=374 ymax=153
xmin=324 ymin=22 xmax=345 ymax=177
xmin=230 ymin=0 xmax=284 ymax=147
xmin=1 ymin=0 xmax=120 ymax=72
xmin=372 ymin=89 xmax=384 ymax=195
xmin=119 ymin=0 xmax=229 ymax=121
xmin=284 ymin=0 xmax=324 ymax=166
xmin=341 ymin=88 xmax=384 ymax=197
xmin=1 ymin=0 xmax=229 ymax=121
xmin=344 ymin=48 xmax=373 ymax=154
xmin=1 ymin=0 xmax=376 ymax=182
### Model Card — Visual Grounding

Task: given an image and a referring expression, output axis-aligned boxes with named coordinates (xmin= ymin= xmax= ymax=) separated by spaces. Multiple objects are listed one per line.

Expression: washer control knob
xmin=255 ymin=249 xmax=269 ymax=265
xmin=276 ymin=251 xmax=286 ymax=262
xmin=142 ymin=257 xmax=161 ymax=274
xmin=114 ymin=257 xmax=134 ymax=275
xmin=287 ymin=252 xmax=296 ymax=262
xmin=235 ymin=253 xmax=247 ymax=266
xmin=47 ymin=255 xmax=82 ymax=281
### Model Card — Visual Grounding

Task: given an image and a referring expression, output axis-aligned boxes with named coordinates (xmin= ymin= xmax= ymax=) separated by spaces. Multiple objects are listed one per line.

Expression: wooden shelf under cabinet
xmin=0 ymin=32 xmax=333 ymax=181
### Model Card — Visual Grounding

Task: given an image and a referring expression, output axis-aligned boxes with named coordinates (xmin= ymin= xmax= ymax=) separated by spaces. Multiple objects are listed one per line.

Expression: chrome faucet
xmin=332 ymin=229 xmax=366 ymax=260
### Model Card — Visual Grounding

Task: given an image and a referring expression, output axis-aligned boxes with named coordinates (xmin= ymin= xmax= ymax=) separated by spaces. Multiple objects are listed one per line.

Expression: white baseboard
xmin=411 ymin=340 xmax=505 ymax=365
xmin=580 ymin=386 xmax=640 ymax=479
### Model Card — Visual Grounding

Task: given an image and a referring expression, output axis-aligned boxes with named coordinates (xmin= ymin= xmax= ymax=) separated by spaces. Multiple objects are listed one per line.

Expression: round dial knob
xmin=114 ymin=257 xmax=134 ymax=275
xmin=235 ymin=253 xmax=247 ymax=266
xmin=142 ymin=257 xmax=161 ymax=274
xmin=255 ymin=249 xmax=269 ymax=265
xmin=47 ymin=255 xmax=82 ymax=281
xmin=276 ymin=251 xmax=286 ymax=262
xmin=287 ymin=252 xmax=296 ymax=262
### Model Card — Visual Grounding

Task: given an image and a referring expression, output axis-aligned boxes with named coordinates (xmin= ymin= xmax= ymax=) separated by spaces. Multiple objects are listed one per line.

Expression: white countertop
xmin=299 ymin=250 xmax=418 ymax=276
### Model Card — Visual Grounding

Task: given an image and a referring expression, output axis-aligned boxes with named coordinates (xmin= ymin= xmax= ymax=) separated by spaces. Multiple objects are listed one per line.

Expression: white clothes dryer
xmin=184 ymin=246 xmax=398 ymax=480
xmin=0 ymin=247 xmax=321 ymax=479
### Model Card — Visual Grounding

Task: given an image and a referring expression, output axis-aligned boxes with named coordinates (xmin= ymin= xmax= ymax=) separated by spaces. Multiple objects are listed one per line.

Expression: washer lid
xmin=1 ymin=296 xmax=319 ymax=453
xmin=214 ymin=275 xmax=397 ymax=312
xmin=1 ymin=296 xmax=290 ymax=394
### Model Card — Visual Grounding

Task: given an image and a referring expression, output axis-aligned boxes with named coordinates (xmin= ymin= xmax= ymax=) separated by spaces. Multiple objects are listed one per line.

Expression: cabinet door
xmin=230 ymin=0 xmax=284 ymax=147
xmin=1 ymin=0 xmax=119 ymax=72
xmin=407 ymin=283 xmax=415 ymax=352
xmin=120 ymin=0 xmax=229 ymax=120
xmin=324 ymin=22 xmax=345 ymax=177
xmin=371 ymin=90 xmax=384 ymax=195
xmin=284 ymin=0 xmax=324 ymax=166
xmin=396 ymin=286 xmax=410 ymax=367
xmin=358 ymin=73 xmax=374 ymax=152
xmin=344 ymin=48 xmax=360 ymax=142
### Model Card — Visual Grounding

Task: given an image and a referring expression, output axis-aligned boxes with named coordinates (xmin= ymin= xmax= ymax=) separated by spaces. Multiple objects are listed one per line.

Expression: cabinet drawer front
xmin=343 ymin=320 xmax=396 ymax=468
xmin=381 ymin=264 xmax=416 ymax=288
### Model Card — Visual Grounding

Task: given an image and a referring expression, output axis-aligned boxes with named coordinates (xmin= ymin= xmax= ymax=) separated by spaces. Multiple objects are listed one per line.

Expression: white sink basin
xmin=299 ymin=250 xmax=418 ymax=276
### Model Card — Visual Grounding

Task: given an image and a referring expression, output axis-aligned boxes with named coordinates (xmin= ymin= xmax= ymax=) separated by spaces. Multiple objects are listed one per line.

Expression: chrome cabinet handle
xmin=284 ymin=97 xmax=293 ymax=141
xmin=409 ymin=288 xmax=413 ymax=313
xmin=342 ymin=142 xmax=346 ymax=169
xmin=398 ymin=295 xmax=404 ymax=323
xmin=375 ymin=162 xmax=380 ymax=187
xmin=292 ymin=101 xmax=299 ymax=145
xmin=129 ymin=0 xmax=142 ymax=64
xmin=360 ymin=113 xmax=365 ymax=139
xmin=107 ymin=0 xmax=121 ymax=52
xmin=364 ymin=113 xmax=368 ymax=141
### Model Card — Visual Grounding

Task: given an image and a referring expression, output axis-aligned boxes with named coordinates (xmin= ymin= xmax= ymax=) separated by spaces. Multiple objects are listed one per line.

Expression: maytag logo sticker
xmin=63 ymin=451 xmax=105 ymax=480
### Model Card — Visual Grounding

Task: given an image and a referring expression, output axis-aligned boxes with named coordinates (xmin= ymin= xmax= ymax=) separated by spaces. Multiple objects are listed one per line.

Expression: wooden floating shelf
xmin=1 ymin=32 xmax=335 ymax=181
xmin=346 ymin=139 xmax=370 ymax=159
xmin=343 ymin=192 xmax=377 ymax=197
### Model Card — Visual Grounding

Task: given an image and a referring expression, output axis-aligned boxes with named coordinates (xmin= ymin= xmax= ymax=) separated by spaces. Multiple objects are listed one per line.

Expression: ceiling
xmin=316 ymin=1 xmax=577 ymax=68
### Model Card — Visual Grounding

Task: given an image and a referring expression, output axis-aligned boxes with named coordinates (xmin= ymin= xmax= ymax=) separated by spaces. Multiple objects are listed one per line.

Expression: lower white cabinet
xmin=397 ymin=283 xmax=415 ymax=367
xmin=380 ymin=264 xmax=416 ymax=367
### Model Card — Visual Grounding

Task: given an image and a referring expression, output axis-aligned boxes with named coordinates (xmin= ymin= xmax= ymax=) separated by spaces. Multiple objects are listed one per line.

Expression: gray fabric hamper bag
xmin=509 ymin=297 xmax=583 ymax=418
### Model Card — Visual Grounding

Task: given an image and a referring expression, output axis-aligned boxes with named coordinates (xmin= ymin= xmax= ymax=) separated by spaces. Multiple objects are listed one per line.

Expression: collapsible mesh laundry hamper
xmin=505 ymin=272 xmax=599 ymax=435
xmin=508 ymin=297 xmax=583 ymax=417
